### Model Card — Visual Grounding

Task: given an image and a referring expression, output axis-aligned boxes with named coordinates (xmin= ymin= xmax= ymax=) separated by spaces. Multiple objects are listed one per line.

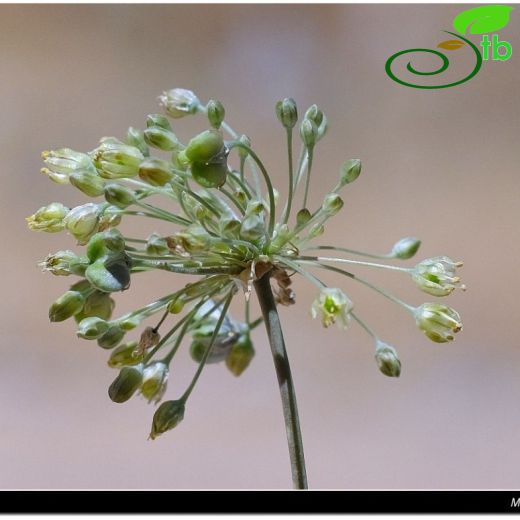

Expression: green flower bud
xmin=237 ymin=135 xmax=251 ymax=160
xmin=185 ymin=130 xmax=225 ymax=164
xmin=375 ymin=341 xmax=401 ymax=377
xmin=98 ymin=206 xmax=122 ymax=231
xmin=414 ymin=303 xmax=463 ymax=343
xmin=126 ymin=127 xmax=149 ymax=157
xmin=391 ymin=237 xmax=421 ymax=259
xmin=220 ymin=217 xmax=241 ymax=239
xmin=304 ymin=104 xmax=323 ymax=128
xmin=77 ymin=316 xmax=109 ymax=340
xmin=296 ymin=208 xmax=312 ymax=227
xmin=225 ymin=335 xmax=255 ymax=377
xmin=92 ymin=139 xmax=144 ymax=179
xmin=311 ymin=287 xmax=353 ymax=329
xmin=141 ymin=233 xmax=167 ymax=256
xmin=41 ymin=148 xmax=95 ymax=184
xmin=104 ymin=183 xmax=136 ymax=209
xmin=86 ymin=229 xmax=125 ymax=263
xmin=240 ymin=214 xmax=265 ymax=241
xmin=159 ymin=88 xmax=200 ymax=118
xmin=206 ymin=99 xmax=226 ymax=129
xmin=339 ymin=159 xmax=361 ymax=186
xmin=75 ymin=290 xmax=115 ymax=322
xmin=300 ymin=118 xmax=318 ymax=149
xmin=143 ymin=127 xmax=181 ymax=152
xmin=140 ymin=362 xmax=169 ymax=403
xmin=146 ymin=114 xmax=172 ymax=131
xmin=49 ymin=291 xmax=85 ymax=322
xmin=191 ymin=161 xmax=227 ymax=189
xmin=167 ymin=297 xmax=185 ymax=314
xmin=119 ymin=316 xmax=141 ymax=331
xmin=149 ymin=400 xmax=185 ymax=440
xmin=174 ymin=150 xmax=190 ymax=170
xmin=275 ymin=98 xmax=298 ymax=130
xmin=39 ymin=250 xmax=87 ymax=277
xmin=85 ymin=253 xmax=131 ymax=293
xmin=321 ymin=193 xmax=344 ymax=216
xmin=69 ymin=170 xmax=105 ymax=197
xmin=139 ymin=158 xmax=173 ymax=187
xmin=64 ymin=203 xmax=101 ymax=244
xmin=189 ymin=340 xmax=206 ymax=364
xmin=26 ymin=202 xmax=69 ymax=233
xmin=108 ymin=365 xmax=144 ymax=404
xmin=412 ymin=257 xmax=464 ymax=297
xmin=107 ymin=341 xmax=144 ymax=368
xmin=97 ymin=324 xmax=125 ymax=350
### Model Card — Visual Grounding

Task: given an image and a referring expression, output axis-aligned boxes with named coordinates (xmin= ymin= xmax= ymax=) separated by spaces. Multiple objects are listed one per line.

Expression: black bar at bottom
xmin=1 ymin=490 xmax=520 ymax=513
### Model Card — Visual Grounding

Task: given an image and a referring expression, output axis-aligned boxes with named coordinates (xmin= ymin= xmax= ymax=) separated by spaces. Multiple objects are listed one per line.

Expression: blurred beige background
xmin=1 ymin=4 xmax=519 ymax=489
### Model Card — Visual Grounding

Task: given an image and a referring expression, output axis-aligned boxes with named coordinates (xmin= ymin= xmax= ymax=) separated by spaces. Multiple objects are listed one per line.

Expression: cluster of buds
xmin=29 ymin=88 xmax=464 ymax=440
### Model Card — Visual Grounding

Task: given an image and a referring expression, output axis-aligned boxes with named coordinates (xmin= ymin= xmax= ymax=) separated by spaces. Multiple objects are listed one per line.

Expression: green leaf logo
xmin=453 ymin=5 xmax=513 ymax=35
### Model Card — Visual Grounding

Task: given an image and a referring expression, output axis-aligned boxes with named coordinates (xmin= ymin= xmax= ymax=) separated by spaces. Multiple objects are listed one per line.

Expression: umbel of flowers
xmin=28 ymin=88 xmax=464 ymax=488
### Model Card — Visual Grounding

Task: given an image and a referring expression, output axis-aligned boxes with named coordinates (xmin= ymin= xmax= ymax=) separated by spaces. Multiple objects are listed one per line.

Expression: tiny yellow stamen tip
xmin=40 ymin=167 xmax=50 ymax=175
xmin=41 ymin=150 xmax=50 ymax=159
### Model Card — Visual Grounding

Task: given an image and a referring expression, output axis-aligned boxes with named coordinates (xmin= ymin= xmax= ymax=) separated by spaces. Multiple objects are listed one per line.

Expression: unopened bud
xmin=237 ymin=135 xmax=251 ymax=160
xmin=321 ymin=193 xmax=344 ymax=216
xmin=85 ymin=253 xmax=131 ymax=293
xmin=126 ymin=127 xmax=149 ymax=157
xmin=143 ymin=127 xmax=181 ymax=152
xmin=139 ymin=158 xmax=173 ymax=186
xmin=69 ymin=170 xmax=105 ymax=197
xmin=296 ymin=208 xmax=312 ymax=227
xmin=75 ymin=290 xmax=115 ymax=322
xmin=49 ymin=291 xmax=85 ymax=322
xmin=107 ymin=341 xmax=144 ymax=368
xmin=77 ymin=316 xmax=109 ymax=340
xmin=64 ymin=203 xmax=101 ymax=244
xmin=104 ymin=183 xmax=136 ymax=209
xmin=240 ymin=214 xmax=265 ymax=241
xmin=185 ymin=130 xmax=225 ymax=164
xmin=149 ymin=399 xmax=185 ymax=439
xmin=97 ymin=324 xmax=125 ymax=349
xmin=159 ymin=88 xmax=200 ymax=118
xmin=92 ymin=139 xmax=144 ymax=179
xmin=146 ymin=114 xmax=172 ymax=131
xmin=108 ymin=365 xmax=144 ymax=403
xmin=304 ymin=104 xmax=323 ymax=128
xmin=375 ymin=341 xmax=401 ymax=377
xmin=206 ymin=99 xmax=226 ymax=129
xmin=225 ymin=335 xmax=255 ymax=377
xmin=391 ymin=237 xmax=421 ymax=260
xmin=339 ymin=159 xmax=361 ymax=186
xmin=146 ymin=233 xmax=170 ymax=256
xmin=300 ymin=118 xmax=318 ymax=149
xmin=276 ymin=98 xmax=298 ymax=130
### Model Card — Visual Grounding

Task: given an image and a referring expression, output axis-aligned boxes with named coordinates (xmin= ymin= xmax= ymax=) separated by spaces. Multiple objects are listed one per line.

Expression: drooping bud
xmin=107 ymin=341 xmax=144 ymax=369
xmin=149 ymin=399 xmax=185 ymax=439
xmin=49 ymin=291 xmax=85 ymax=322
xmin=275 ymin=98 xmax=298 ymax=130
xmin=104 ymin=183 xmax=136 ymax=209
xmin=75 ymin=290 xmax=115 ymax=322
xmin=225 ymin=335 xmax=255 ymax=377
xmin=339 ymin=159 xmax=361 ymax=187
xmin=311 ymin=287 xmax=353 ymax=329
xmin=108 ymin=365 xmax=144 ymax=404
xmin=140 ymin=362 xmax=169 ymax=403
xmin=321 ymin=193 xmax=344 ymax=216
xmin=69 ymin=170 xmax=105 ymax=197
xmin=375 ymin=341 xmax=401 ymax=377
xmin=206 ymin=99 xmax=226 ymax=129
xmin=412 ymin=257 xmax=464 ymax=297
xmin=167 ymin=297 xmax=185 ymax=314
xmin=126 ymin=127 xmax=150 ymax=157
xmin=159 ymin=88 xmax=200 ymax=118
xmin=92 ymin=139 xmax=144 ymax=179
xmin=26 ymin=203 xmax=69 ymax=233
xmin=77 ymin=316 xmax=110 ymax=340
xmin=139 ymin=158 xmax=173 ymax=186
xmin=390 ymin=237 xmax=421 ymax=260
xmin=143 ymin=126 xmax=181 ymax=151
xmin=414 ymin=303 xmax=463 ymax=343
xmin=63 ymin=203 xmax=101 ymax=244
xmin=304 ymin=104 xmax=323 ymax=128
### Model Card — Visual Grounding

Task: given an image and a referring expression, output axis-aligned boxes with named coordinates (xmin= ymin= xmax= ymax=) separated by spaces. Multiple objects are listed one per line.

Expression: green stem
xmin=302 ymin=148 xmax=314 ymax=210
xmin=254 ymin=272 xmax=308 ymax=490
xmin=282 ymin=129 xmax=294 ymax=225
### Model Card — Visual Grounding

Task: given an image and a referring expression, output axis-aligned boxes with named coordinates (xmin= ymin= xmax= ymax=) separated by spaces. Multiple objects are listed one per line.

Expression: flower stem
xmin=254 ymin=272 xmax=308 ymax=490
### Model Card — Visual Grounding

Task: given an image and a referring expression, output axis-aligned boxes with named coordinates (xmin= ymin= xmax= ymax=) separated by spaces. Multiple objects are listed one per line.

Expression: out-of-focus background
xmin=1 ymin=4 xmax=519 ymax=489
